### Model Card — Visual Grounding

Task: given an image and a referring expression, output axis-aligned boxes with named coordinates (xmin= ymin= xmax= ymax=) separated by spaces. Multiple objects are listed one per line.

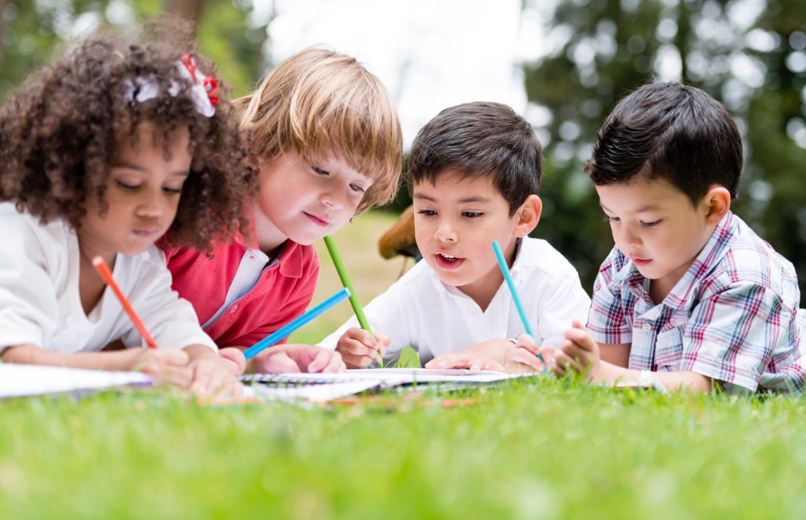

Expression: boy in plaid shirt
xmin=510 ymin=82 xmax=805 ymax=394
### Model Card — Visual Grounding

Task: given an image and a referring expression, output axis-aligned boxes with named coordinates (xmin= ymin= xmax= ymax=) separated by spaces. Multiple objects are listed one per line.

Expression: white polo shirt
xmin=319 ymin=236 xmax=591 ymax=365
xmin=0 ymin=203 xmax=216 ymax=354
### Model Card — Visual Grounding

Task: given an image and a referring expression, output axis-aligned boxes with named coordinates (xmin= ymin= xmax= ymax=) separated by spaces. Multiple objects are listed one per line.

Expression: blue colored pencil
xmin=243 ymin=288 xmax=351 ymax=360
xmin=492 ymin=241 xmax=548 ymax=371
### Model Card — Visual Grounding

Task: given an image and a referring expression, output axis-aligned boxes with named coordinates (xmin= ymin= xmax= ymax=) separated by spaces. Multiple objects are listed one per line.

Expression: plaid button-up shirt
xmin=588 ymin=212 xmax=805 ymax=394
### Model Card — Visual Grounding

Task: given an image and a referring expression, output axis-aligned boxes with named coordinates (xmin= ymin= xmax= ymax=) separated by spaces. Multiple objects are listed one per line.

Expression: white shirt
xmin=0 ymin=203 xmax=216 ymax=354
xmin=319 ymin=237 xmax=591 ymax=365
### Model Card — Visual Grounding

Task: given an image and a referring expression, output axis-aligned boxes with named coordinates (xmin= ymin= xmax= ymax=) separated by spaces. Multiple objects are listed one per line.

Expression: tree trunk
xmin=165 ymin=0 xmax=205 ymax=35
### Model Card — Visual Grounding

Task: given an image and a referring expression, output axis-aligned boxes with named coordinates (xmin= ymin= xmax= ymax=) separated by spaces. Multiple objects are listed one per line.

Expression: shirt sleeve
xmin=681 ymin=281 xmax=791 ymax=393
xmin=587 ymin=247 xmax=632 ymax=345
xmin=318 ymin=281 xmax=414 ymax=366
xmin=0 ymin=216 xmax=60 ymax=354
xmin=120 ymin=251 xmax=217 ymax=352
xmin=534 ymin=269 xmax=591 ymax=348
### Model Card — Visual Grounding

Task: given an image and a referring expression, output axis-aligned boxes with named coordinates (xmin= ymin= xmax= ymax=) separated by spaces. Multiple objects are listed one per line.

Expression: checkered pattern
xmin=588 ymin=212 xmax=806 ymax=394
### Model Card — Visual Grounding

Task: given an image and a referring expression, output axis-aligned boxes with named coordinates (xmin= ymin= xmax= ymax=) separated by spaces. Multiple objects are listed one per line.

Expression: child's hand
xmin=425 ymin=339 xmax=511 ymax=372
xmin=183 ymin=345 xmax=244 ymax=397
xmin=252 ymin=344 xmax=346 ymax=373
xmin=335 ymin=328 xmax=390 ymax=369
xmin=121 ymin=348 xmax=193 ymax=388
xmin=505 ymin=334 xmax=555 ymax=373
xmin=218 ymin=347 xmax=248 ymax=375
xmin=554 ymin=320 xmax=602 ymax=381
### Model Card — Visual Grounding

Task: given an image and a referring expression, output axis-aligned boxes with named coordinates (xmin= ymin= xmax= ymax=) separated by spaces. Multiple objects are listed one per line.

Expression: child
xmin=510 ymin=82 xmax=806 ymax=394
xmin=319 ymin=102 xmax=591 ymax=369
xmin=162 ymin=47 xmax=403 ymax=373
xmin=0 ymin=28 xmax=253 ymax=395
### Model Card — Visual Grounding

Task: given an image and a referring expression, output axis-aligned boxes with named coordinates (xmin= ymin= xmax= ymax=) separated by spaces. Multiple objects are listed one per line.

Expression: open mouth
xmin=434 ymin=253 xmax=464 ymax=270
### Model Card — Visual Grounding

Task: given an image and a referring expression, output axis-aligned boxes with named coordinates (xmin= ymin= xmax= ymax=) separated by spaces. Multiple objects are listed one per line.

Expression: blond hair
xmin=235 ymin=47 xmax=403 ymax=213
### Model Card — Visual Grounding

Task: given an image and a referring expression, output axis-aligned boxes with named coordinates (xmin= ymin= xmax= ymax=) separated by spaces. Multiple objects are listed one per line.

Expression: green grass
xmin=2 ymin=210 xmax=805 ymax=519
xmin=2 ymin=383 xmax=806 ymax=519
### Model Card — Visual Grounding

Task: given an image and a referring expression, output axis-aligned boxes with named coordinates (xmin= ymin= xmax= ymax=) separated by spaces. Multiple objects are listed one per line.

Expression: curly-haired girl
xmin=0 ymin=25 xmax=255 ymax=396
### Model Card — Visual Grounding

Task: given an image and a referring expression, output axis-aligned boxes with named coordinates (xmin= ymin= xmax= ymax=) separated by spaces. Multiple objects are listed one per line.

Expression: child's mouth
xmin=435 ymin=253 xmax=464 ymax=270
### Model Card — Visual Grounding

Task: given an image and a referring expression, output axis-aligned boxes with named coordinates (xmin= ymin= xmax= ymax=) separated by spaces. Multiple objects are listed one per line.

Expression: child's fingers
xmin=515 ymin=333 xmax=539 ymax=354
xmin=147 ymin=364 xmax=193 ymax=388
xmin=153 ymin=349 xmax=190 ymax=367
xmin=218 ymin=348 xmax=247 ymax=375
xmin=266 ymin=351 xmax=302 ymax=374
xmin=319 ymin=352 xmax=347 ymax=373
xmin=375 ymin=334 xmax=391 ymax=356
xmin=506 ymin=349 xmax=547 ymax=374
xmin=559 ymin=343 xmax=590 ymax=372
xmin=307 ymin=348 xmax=337 ymax=373
xmin=425 ymin=353 xmax=468 ymax=369
xmin=469 ymin=356 xmax=505 ymax=372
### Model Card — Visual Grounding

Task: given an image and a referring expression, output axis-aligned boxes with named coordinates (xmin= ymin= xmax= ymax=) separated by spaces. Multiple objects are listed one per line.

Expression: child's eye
xmin=312 ymin=165 xmax=329 ymax=175
xmin=603 ymin=215 xmax=619 ymax=223
xmin=640 ymin=219 xmax=662 ymax=228
xmin=417 ymin=209 xmax=436 ymax=217
xmin=463 ymin=212 xmax=483 ymax=219
xmin=162 ymin=186 xmax=183 ymax=195
xmin=116 ymin=180 xmax=140 ymax=191
xmin=349 ymin=183 xmax=366 ymax=194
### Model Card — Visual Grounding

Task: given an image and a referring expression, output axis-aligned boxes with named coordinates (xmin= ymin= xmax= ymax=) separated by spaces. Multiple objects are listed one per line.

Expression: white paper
xmin=239 ymin=367 xmax=534 ymax=402
xmin=0 ymin=363 xmax=152 ymax=398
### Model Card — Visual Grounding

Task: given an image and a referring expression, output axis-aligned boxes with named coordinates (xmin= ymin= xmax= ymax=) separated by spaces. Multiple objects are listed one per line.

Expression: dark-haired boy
xmin=511 ymin=82 xmax=806 ymax=394
xmin=319 ymin=102 xmax=590 ymax=369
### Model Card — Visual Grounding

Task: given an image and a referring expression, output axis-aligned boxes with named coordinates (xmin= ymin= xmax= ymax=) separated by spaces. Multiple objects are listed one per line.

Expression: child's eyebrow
xmin=112 ymin=162 xmax=190 ymax=178
xmin=457 ymin=196 xmax=491 ymax=204
xmin=600 ymin=202 xmax=660 ymax=213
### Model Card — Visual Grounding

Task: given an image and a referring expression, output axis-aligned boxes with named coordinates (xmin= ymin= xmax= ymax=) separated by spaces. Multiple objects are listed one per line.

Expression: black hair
xmin=407 ymin=101 xmax=542 ymax=216
xmin=586 ymin=82 xmax=743 ymax=204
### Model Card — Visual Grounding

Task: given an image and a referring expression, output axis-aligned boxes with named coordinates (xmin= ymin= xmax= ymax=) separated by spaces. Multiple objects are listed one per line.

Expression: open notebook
xmin=240 ymin=368 xmax=534 ymax=402
xmin=0 ymin=363 xmax=152 ymax=398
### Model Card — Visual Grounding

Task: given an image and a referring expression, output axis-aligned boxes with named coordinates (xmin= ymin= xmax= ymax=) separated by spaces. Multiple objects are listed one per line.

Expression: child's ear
xmin=514 ymin=195 xmax=542 ymax=237
xmin=703 ymin=186 xmax=731 ymax=226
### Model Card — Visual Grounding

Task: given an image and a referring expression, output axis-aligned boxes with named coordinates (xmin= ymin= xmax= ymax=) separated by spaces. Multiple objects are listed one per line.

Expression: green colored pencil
xmin=323 ymin=236 xmax=383 ymax=368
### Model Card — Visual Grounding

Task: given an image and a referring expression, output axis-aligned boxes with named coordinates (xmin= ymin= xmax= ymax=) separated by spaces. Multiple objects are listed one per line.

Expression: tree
xmin=521 ymin=0 xmax=806 ymax=296
xmin=0 ymin=0 xmax=272 ymax=101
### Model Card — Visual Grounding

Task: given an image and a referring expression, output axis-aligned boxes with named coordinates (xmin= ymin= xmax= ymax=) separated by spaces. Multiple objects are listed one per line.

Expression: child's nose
xmin=434 ymin=219 xmax=458 ymax=243
xmin=321 ymin=189 xmax=345 ymax=211
xmin=136 ymin=191 xmax=166 ymax=218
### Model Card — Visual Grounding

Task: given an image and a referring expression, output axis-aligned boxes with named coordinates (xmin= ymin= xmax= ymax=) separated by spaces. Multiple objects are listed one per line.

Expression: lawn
xmin=1 ymin=210 xmax=805 ymax=519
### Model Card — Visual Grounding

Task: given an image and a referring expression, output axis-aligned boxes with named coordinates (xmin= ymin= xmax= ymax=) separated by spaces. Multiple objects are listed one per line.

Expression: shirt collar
xmin=233 ymin=216 xmax=305 ymax=279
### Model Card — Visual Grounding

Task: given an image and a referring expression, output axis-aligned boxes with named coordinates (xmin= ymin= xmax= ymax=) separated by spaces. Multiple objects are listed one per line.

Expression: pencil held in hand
xmin=491 ymin=241 xmax=548 ymax=371
xmin=92 ymin=256 xmax=159 ymax=349
xmin=323 ymin=236 xmax=384 ymax=367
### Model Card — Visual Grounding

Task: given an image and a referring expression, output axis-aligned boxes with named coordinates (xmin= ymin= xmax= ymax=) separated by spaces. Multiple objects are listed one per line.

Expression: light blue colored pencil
xmin=492 ymin=241 xmax=548 ymax=371
xmin=243 ymin=288 xmax=351 ymax=360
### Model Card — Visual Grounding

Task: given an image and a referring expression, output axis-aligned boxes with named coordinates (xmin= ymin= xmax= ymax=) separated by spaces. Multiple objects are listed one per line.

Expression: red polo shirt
xmin=162 ymin=238 xmax=319 ymax=348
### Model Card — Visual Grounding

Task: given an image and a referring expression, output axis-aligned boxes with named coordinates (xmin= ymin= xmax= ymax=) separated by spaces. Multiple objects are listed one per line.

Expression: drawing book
xmin=0 ymin=363 xmax=152 ymax=398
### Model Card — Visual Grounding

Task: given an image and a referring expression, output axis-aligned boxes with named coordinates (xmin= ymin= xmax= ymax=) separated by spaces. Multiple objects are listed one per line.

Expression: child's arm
xmin=1 ymin=344 xmax=192 ymax=387
xmin=510 ymin=322 xmax=712 ymax=393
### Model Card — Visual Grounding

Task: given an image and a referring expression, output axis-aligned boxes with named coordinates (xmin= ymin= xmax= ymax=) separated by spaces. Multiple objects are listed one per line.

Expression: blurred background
xmin=2 ymin=0 xmax=806 ymax=304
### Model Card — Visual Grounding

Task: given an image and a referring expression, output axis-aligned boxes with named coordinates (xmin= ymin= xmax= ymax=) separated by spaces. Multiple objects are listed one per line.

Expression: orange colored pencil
xmin=92 ymin=256 xmax=159 ymax=349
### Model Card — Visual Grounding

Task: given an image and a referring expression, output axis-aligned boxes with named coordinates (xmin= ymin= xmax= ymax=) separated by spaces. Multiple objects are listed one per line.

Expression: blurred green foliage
xmin=0 ymin=0 xmax=270 ymax=101
xmin=522 ymin=0 xmax=806 ymax=297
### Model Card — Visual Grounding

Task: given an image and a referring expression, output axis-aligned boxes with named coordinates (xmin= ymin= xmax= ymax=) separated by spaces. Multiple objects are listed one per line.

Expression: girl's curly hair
xmin=0 ymin=21 xmax=256 ymax=253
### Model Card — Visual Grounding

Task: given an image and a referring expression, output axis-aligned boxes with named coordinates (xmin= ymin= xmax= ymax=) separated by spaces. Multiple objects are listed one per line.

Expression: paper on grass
xmin=0 ymin=363 xmax=152 ymax=398
xmin=240 ymin=368 xmax=534 ymax=403
xmin=243 ymin=379 xmax=384 ymax=402
xmin=241 ymin=367 xmax=532 ymax=385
